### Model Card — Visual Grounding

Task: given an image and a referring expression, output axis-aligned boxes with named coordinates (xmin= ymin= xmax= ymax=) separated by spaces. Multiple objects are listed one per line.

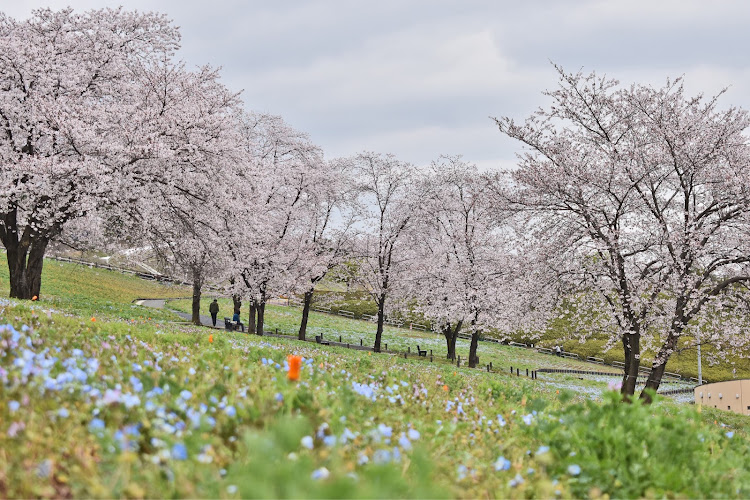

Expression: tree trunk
xmin=621 ymin=331 xmax=641 ymax=398
xmin=299 ymin=289 xmax=314 ymax=340
xmin=5 ymin=234 xmax=48 ymax=300
xmin=640 ymin=362 xmax=666 ymax=403
xmin=233 ymin=295 xmax=242 ymax=315
xmin=374 ymin=294 xmax=386 ymax=353
xmin=468 ymin=331 xmax=480 ymax=368
xmin=443 ymin=321 xmax=462 ymax=360
xmin=248 ymin=300 xmax=257 ymax=334
xmin=191 ymin=266 xmax=202 ymax=326
xmin=640 ymin=328 xmax=680 ymax=402
xmin=257 ymin=301 xmax=266 ymax=335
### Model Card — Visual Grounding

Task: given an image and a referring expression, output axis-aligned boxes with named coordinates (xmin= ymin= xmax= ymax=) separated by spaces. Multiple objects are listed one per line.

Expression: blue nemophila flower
xmin=122 ymin=393 xmax=140 ymax=408
xmin=398 ymin=433 xmax=412 ymax=451
xmin=373 ymin=449 xmax=392 ymax=464
xmin=536 ymin=445 xmax=550 ymax=455
xmin=224 ymin=405 xmax=237 ymax=417
xmin=407 ymin=428 xmax=420 ymax=440
xmin=457 ymin=464 xmax=469 ymax=480
xmin=567 ymin=464 xmax=581 ymax=476
xmin=377 ymin=424 xmax=392 ymax=438
xmin=508 ymin=473 xmax=524 ymax=488
xmin=227 ymin=485 xmax=238 ymax=494
xmin=274 ymin=393 xmax=284 ymax=402
xmin=171 ymin=443 xmax=188 ymax=460
xmin=496 ymin=414 xmax=506 ymax=427
xmin=301 ymin=436 xmax=314 ymax=449
xmin=357 ymin=452 xmax=369 ymax=465
xmin=726 ymin=431 xmax=735 ymax=438
xmin=494 ymin=456 xmax=511 ymax=471
xmin=179 ymin=390 xmax=192 ymax=400
xmin=311 ymin=467 xmax=330 ymax=480
xmin=89 ymin=418 xmax=105 ymax=431
xmin=522 ymin=414 xmax=533 ymax=425
xmin=57 ymin=408 xmax=70 ymax=418
xmin=36 ymin=459 xmax=53 ymax=479
xmin=323 ymin=435 xmax=337 ymax=447
xmin=340 ymin=427 xmax=357 ymax=444
xmin=8 ymin=400 xmax=20 ymax=412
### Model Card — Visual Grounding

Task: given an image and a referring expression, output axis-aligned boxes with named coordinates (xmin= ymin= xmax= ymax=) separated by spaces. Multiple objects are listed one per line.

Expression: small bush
xmin=525 ymin=390 xmax=750 ymax=497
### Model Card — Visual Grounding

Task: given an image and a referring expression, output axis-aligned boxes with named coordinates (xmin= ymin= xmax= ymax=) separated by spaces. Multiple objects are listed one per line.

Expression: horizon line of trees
xmin=3 ymin=8 xmax=750 ymax=400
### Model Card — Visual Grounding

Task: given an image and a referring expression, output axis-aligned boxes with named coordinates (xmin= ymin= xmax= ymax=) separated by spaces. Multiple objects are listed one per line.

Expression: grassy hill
xmin=2 ymin=259 xmax=750 ymax=497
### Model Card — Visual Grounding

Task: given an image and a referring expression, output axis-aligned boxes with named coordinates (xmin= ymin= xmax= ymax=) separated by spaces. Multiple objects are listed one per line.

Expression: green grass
xmin=168 ymin=297 xmax=618 ymax=374
xmin=0 ymin=255 xmax=190 ymax=323
xmin=537 ymin=316 xmax=750 ymax=383
xmin=3 ymin=258 xmax=750 ymax=497
xmin=2 ymin=296 xmax=750 ymax=497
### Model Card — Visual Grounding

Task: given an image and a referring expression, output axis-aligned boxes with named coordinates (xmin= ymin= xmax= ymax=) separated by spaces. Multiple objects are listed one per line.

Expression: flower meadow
xmin=2 ymin=296 xmax=750 ymax=498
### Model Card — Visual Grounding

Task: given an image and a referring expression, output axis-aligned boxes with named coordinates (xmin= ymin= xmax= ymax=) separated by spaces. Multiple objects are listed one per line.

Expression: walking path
xmin=134 ymin=299 xmax=223 ymax=328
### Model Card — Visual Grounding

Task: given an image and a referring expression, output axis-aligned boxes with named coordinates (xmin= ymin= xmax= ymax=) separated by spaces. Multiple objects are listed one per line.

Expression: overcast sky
xmin=6 ymin=1 xmax=750 ymax=169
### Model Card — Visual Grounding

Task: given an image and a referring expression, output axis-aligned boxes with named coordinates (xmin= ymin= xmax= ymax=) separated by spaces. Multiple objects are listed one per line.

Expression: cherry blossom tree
xmin=289 ymin=158 xmax=357 ymax=341
xmin=127 ymin=64 xmax=242 ymax=325
xmin=347 ymin=152 xmax=426 ymax=352
xmin=0 ymin=8 xmax=179 ymax=299
xmin=402 ymin=156 xmax=550 ymax=367
xmin=496 ymin=66 xmax=750 ymax=398
xmin=224 ymin=112 xmax=325 ymax=335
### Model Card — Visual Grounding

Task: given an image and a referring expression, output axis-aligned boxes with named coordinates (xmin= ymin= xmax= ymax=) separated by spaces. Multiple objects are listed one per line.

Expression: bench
xmin=416 ymin=345 xmax=427 ymax=357
xmin=224 ymin=317 xmax=245 ymax=332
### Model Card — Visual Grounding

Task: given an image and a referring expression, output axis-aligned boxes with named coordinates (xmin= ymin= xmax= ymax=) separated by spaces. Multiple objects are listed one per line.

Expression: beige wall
xmin=694 ymin=380 xmax=750 ymax=415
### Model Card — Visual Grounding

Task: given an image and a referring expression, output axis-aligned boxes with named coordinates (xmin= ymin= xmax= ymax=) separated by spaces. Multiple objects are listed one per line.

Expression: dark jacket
xmin=209 ymin=301 xmax=219 ymax=314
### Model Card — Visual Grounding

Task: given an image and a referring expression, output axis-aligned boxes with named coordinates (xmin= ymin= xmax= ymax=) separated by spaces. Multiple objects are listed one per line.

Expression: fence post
xmin=339 ymin=335 xmax=342 ymax=342
xmin=489 ymin=362 xmax=493 ymax=370
xmin=385 ymin=343 xmax=387 ymax=351
xmin=487 ymin=365 xmax=490 ymax=372
xmin=360 ymin=339 xmax=363 ymax=346
xmin=408 ymin=346 xmax=411 ymax=354
xmin=430 ymin=349 xmax=433 ymax=357
xmin=526 ymin=368 xmax=529 ymax=377
xmin=516 ymin=368 xmax=520 ymax=376
xmin=457 ymin=355 xmax=461 ymax=367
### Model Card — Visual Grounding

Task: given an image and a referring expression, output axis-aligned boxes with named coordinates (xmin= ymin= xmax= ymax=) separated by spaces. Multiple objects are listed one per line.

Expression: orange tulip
xmin=209 ymin=334 xmax=213 ymax=343
xmin=442 ymin=385 xmax=449 ymax=392
xmin=90 ymin=317 xmax=96 ymax=322
xmin=32 ymin=295 xmax=38 ymax=301
xmin=287 ymin=355 xmax=302 ymax=381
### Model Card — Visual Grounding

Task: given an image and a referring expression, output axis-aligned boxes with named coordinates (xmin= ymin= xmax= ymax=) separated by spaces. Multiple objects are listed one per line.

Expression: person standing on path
xmin=209 ymin=299 xmax=219 ymax=327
